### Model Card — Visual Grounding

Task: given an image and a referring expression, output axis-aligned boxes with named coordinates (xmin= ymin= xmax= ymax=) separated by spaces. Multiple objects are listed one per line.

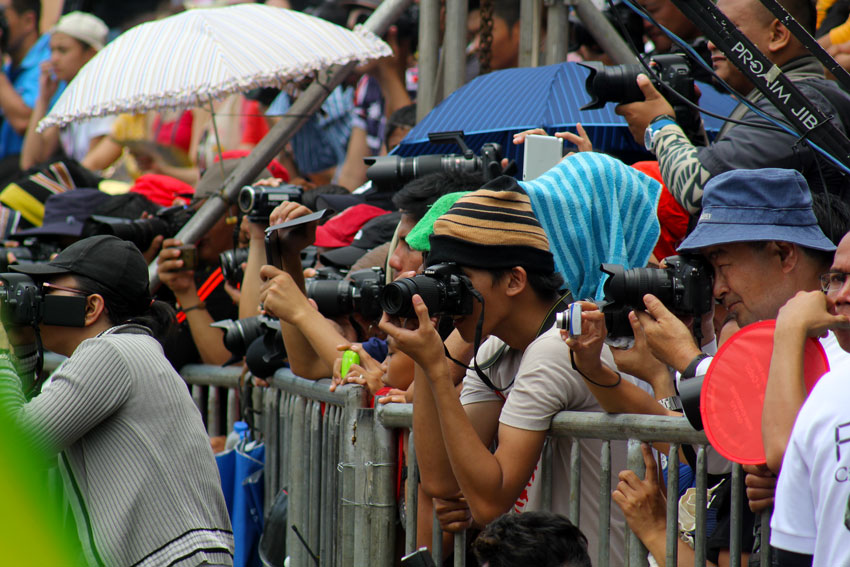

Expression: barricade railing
xmin=175 ymin=365 xmax=770 ymax=567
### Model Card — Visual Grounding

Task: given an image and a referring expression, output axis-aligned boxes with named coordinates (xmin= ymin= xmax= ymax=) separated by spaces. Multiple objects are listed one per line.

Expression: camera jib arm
xmin=669 ymin=0 xmax=850 ymax=171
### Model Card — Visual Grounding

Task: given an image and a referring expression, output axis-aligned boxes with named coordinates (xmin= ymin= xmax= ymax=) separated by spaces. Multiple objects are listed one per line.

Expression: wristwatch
xmin=644 ymin=114 xmax=677 ymax=154
xmin=658 ymin=395 xmax=684 ymax=412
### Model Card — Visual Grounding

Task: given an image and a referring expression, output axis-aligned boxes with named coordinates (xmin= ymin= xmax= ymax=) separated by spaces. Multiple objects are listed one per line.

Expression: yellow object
xmin=98 ymin=180 xmax=132 ymax=195
xmin=829 ymin=19 xmax=850 ymax=44
xmin=0 ymin=183 xmax=47 ymax=226
xmin=818 ymin=0 xmax=838 ymax=29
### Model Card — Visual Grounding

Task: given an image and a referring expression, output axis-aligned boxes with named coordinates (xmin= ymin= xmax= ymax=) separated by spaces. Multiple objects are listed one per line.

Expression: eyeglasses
xmin=42 ymin=282 xmax=89 ymax=296
xmin=819 ymin=271 xmax=850 ymax=294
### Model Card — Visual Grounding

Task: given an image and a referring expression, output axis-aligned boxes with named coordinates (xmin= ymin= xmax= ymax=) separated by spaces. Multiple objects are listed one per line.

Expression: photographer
xmin=0 ymin=235 xmax=233 ymax=566
xmin=379 ymin=181 xmax=634 ymax=564
xmin=617 ymin=0 xmax=850 ymax=214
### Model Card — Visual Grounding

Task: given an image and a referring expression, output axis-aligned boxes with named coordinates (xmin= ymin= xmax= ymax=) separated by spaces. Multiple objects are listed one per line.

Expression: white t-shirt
xmin=770 ymin=367 xmax=850 ymax=565
xmin=460 ymin=327 xmax=631 ymax=565
xmin=60 ymin=116 xmax=115 ymax=163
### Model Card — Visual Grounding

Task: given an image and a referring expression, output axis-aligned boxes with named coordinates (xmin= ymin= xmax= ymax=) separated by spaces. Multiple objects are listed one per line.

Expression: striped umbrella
xmin=38 ymin=4 xmax=391 ymax=131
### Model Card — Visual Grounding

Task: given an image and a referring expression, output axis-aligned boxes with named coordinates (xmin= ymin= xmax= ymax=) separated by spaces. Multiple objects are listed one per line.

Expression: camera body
xmin=580 ymin=54 xmax=694 ymax=110
xmin=306 ymin=267 xmax=385 ymax=321
xmin=238 ymin=184 xmax=303 ymax=223
xmin=85 ymin=205 xmax=194 ymax=251
xmin=0 ymin=273 xmax=87 ymax=328
xmin=600 ymin=255 xmax=714 ymax=329
xmin=365 ymin=131 xmax=503 ymax=191
xmin=380 ymin=262 xmax=475 ymax=319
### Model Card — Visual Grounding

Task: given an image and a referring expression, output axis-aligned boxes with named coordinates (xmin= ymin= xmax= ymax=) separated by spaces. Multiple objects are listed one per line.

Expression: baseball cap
xmin=314 ymin=204 xmax=389 ymax=248
xmin=13 ymin=189 xmax=110 ymax=238
xmin=320 ymin=211 xmax=400 ymax=268
xmin=52 ymin=12 xmax=109 ymax=51
xmin=678 ymin=168 xmax=836 ymax=253
xmin=12 ymin=235 xmax=151 ymax=303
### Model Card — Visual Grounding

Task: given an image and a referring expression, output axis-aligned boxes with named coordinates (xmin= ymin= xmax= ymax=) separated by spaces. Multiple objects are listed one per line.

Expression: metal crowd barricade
xmin=176 ymin=365 xmax=770 ymax=566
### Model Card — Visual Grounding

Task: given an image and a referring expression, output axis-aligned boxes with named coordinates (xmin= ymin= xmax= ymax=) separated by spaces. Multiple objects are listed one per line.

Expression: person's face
xmin=196 ymin=203 xmax=238 ymax=266
xmin=488 ymin=16 xmax=520 ymax=70
xmin=388 ymin=215 xmax=423 ymax=278
xmin=639 ymin=0 xmax=699 ymax=53
xmin=2 ymin=1 xmax=33 ymax=56
xmin=450 ymin=266 xmax=508 ymax=343
xmin=827 ymin=233 xmax=850 ymax=351
xmin=702 ymin=242 xmax=789 ymax=328
xmin=709 ymin=0 xmax=770 ymax=93
xmin=49 ymin=33 xmax=95 ymax=83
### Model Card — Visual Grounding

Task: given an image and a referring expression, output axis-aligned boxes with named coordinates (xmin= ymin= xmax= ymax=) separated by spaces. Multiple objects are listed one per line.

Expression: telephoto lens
xmin=380 ymin=263 xmax=474 ymax=319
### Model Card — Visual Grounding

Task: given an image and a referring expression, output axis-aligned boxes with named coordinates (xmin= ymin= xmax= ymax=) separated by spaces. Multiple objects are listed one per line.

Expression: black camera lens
xmin=220 ymin=248 xmax=249 ymax=287
xmin=380 ymin=268 xmax=471 ymax=319
xmin=211 ymin=316 xmax=268 ymax=358
xmin=579 ymin=61 xmax=645 ymax=110
xmin=237 ymin=185 xmax=256 ymax=214
xmin=602 ymin=264 xmax=674 ymax=310
xmin=305 ymin=279 xmax=354 ymax=317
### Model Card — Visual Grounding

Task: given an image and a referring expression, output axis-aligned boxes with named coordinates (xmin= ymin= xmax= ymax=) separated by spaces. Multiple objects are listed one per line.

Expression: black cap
xmin=320 ymin=211 xmax=400 ymax=268
xmin=11 ymin=235 xmax=151 ymax=303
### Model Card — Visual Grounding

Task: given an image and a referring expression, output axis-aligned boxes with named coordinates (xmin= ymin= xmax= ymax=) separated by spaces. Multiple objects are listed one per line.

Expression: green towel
xmin=405 ymin=191 xmax=471 ymax=252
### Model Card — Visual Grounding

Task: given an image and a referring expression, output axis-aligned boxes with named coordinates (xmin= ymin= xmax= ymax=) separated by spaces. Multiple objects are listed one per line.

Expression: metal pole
xmin=519 ymin=0 xmax=539 ymax=67
xmin=665 ymin=445 xmax=680 ymax=567
xmin=443 ymin=0 xmax=468 ymax=98
xmin=694 ymin=446 xmax=708 ymax=567
xmin=569 ymin=438 xmax=581 ymax=525
xmin=597 ymin=441 xmax=612 ymax=567
xmin=148 ymin=0 xmax=414 ymax=287
xmin=544 ymin=0 xmax=570 ymax=65
xmin=417 ymin=0 xmax=441 ymax=121
xmin=625 ymin=439 xmax=648 ymax=566
xmin=573 ymin=0 xmax=638 ymax=65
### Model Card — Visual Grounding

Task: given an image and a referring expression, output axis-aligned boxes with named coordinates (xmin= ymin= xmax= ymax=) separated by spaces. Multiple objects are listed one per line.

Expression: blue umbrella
xmin=395 ymin=62 xmax=736 ymax=165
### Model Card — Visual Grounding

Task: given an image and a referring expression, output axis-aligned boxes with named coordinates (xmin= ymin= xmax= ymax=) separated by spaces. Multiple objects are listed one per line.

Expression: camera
xmin=579 ymin=54 xmax=704 ymax=145
xmin=380 ymin=263 xmax=475 ymax=319
xmin=0 ymin=273 xmax=87 ymax=328
xmin=85 ymin=205 xmax=194 ymax=251
xmin=0 ymin=240 xmax=61 ymax=272
xmin=238 ymin=184 xmax=303 ymax=223
xmin=306 ymin=267 xmax=385 ymax=321
xmin=211 ymin=315 xmax=286 ymax=377
xmin=599 ymin=255 xmax=714 ymax=341
xmin=365 ymin=131 xmax=503 ymax=191
xmin=220 ymin=247 xmax=249 ymax=287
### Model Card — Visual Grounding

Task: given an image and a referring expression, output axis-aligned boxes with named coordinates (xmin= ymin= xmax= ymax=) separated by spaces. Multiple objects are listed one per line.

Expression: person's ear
xmin=84 ymin=294 xmax=107 ymax=326
xmin=771 ymin=241 xmax=797 ymax=272
xmin=768 ymin=19 xmax=792 ymax=52
xmin=504 ymin=266 xmax=528 ymax=297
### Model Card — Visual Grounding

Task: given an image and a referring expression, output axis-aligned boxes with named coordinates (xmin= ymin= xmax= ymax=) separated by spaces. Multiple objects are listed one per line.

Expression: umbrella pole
xmin=148 ymin=0 xmax=415 ymax=288
xmin=208 ymin=96 xmax=228 ymax=180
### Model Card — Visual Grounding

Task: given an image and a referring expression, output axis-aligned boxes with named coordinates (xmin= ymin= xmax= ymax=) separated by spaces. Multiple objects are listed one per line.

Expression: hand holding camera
xmin=378 ymin=294 xmax=445 ymax=378
xmin=257 ymin=264 xmax=313 ymax=323
xmin=266 ymin=201 xmax=318 ymax=257
xmin=632 ymin=293 xmax=704 ymax=373
xmin=559 ymin=302 xmax=608 ymax=378
xmin=156 ymin=239 xmax=198 ymax=297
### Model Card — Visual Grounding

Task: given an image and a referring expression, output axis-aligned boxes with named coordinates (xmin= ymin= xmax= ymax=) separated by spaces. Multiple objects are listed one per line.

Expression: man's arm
xmin=0 ymin=73 xmax=35 ymax=135
xmin=337 ymin=126 xmax=371 ymax=191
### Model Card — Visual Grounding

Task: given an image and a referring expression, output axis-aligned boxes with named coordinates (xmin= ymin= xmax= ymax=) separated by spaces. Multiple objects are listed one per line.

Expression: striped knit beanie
xmin=426 ymin=176 xmax=555 ymax=272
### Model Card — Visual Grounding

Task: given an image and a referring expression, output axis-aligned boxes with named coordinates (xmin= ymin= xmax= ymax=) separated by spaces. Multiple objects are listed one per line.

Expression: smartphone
xmin=175 ymin=244 xmax=198 ymax=271
xmin=522 ymin=134 xmax=564 ymax=180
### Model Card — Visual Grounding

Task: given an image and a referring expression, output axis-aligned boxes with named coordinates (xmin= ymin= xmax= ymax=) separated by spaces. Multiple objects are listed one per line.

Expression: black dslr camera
xmin=85 ymin=205 xmax=194 ymax=251
xmin=580 ymin=54 xmax=704 ymax=145
xmin=380 ymin=263 xmax=475 ymax=319
xmin=219 ymin=247 xmax=249 ymax=288
xmin=0 ymin=273 xmax=87 ymax=328
xmin=238 ymin=184 xmax=303 ymax=223
xmin=305 ymin=267 xmax=385 ymax=321
xmin=211 ymin=314 xmax=286 ymax=377
xmin=365 ymin=131 xmax=504 ymax=191
xmin=600 ymin=255 xmax=714 ymax=339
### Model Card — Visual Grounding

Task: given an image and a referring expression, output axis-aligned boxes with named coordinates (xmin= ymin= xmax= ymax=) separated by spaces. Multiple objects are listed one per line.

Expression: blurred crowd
xmin=1 ymin=0 xmax=850 ymax=566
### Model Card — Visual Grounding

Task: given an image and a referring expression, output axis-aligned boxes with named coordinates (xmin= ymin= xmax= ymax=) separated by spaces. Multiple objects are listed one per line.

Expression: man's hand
xmin=633 ymin=294 xmax=702 ymax=373
xmin=258 ymin=265 xmax=312 ymax=323
xmin=615 ymin=74 xmax=676 ymax=145
xmin=559 ymin=301 xmax=606 ymax=376
xmin=612 ymin=311 xmax=674 ymax=395
xmin=433 ymin=496 xmax=474 ymax=533
xmin=512 ymin=123 xmax=593 ymax=155
xmin=743 ymin=464 xmax=776 ymax=513
xmin=330 ymin=342 xmax=387 ymax=395
xmin=378 ymin=294 xmax=445 ymax=377
xmin=776 ymin=290 xmax=850 ymax=338
xmin=37 ymin=61 xmax=60 ymax=106
xmin=612 ymin=443 xmax=668 ymax=542
xmin=267 ymin=201 xmax=317 ymax=254
xmin=156 ymin=238 xmax=196 ymax=296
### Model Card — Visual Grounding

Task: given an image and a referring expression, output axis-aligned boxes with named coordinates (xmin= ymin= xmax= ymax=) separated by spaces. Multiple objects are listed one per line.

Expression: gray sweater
xmin=0 ymin=325 xmax=233 ymax=566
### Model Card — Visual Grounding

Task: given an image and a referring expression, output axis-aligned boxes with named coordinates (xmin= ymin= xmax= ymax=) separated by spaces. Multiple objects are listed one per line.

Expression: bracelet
xmin=681 ymin=353 xmax=711 ymax=380
xmin=181 ymin=302 xmax=206 ymax=314
xmin=570 ymin=349 xmax=621 ymax=389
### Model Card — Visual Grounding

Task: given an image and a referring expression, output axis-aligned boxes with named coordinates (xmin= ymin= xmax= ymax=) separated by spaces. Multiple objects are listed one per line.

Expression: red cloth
xmin=630 ymin=160 xmax=691 ymax=260
xmin=130 ymin=174 xmax=196 ymax=207
xmin=240 ymin=99 xmax=270 ymax=146
xmin=152 ymin=111 xmax=194 ymax=154
xmin=314 ymin=205 xmax=389 ymax=248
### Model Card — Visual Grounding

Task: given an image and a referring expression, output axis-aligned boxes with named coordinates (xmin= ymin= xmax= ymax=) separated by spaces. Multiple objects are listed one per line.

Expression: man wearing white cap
xmin=20 ymin=11 xmax=115 ymax=172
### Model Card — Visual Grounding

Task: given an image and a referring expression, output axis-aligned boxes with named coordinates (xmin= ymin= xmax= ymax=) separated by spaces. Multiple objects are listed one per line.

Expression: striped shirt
xmin=0 ymin=325 xmax=233 ymax=566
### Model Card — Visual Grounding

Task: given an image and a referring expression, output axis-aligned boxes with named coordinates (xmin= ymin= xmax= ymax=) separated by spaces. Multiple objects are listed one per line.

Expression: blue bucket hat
xmin=677 ymin=168 xmax=836 ymax=253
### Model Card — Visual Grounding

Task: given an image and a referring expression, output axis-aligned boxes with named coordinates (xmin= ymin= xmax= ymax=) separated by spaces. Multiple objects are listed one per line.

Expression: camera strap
xmin=446 ymin=290 xmax=572 ymax=393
